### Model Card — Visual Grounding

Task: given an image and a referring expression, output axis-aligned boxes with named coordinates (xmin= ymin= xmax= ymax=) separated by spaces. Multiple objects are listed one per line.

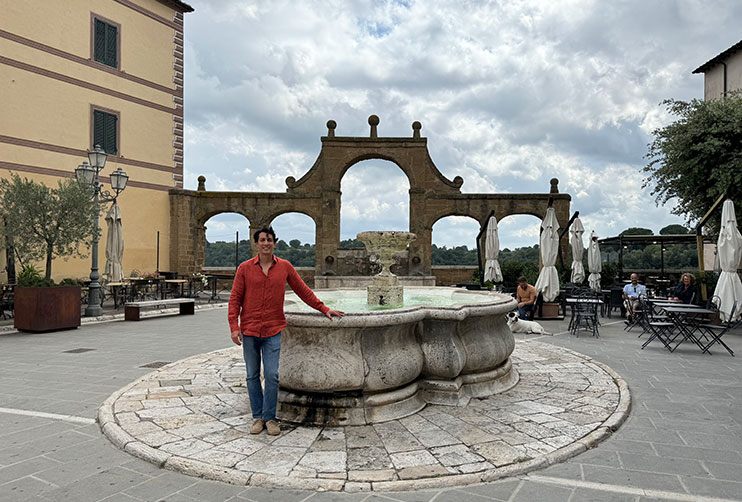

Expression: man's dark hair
xmin=518 ymin=276 xmax=527 ymax=284
xmin=253 ymin=226 xmax=277 ymax=243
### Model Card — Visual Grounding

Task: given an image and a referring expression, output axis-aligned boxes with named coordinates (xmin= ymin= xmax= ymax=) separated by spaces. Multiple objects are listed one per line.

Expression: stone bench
xmin=124 ymin=298 xmax=195 ymax=321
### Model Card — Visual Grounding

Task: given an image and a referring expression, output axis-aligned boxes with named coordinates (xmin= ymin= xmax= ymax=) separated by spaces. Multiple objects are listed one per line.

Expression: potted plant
xmin=0 ymin=173 xmax=99 ymax=332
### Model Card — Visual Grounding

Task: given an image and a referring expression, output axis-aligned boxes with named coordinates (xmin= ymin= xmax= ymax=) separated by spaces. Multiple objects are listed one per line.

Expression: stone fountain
xmin=277 ymin=231 xmax=518 ymax=426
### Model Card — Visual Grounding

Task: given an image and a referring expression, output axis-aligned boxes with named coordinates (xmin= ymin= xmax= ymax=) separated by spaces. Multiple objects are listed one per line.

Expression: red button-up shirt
xmin=228 ymin=255 xmax=329 ymax=337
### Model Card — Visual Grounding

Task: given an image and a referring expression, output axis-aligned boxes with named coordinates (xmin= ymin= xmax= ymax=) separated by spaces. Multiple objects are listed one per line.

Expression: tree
xmin=644 ymin=94 xmax=742 ymax=231
xmin=659 ymin=224 xmax=689 ymax=235
xmin=620 ymin=227 xmax=653 ymax=236
xmin=289 ymin=239 xmax=301 ymax=248
xmin=0 ymin=173 xmax=99 ymax=280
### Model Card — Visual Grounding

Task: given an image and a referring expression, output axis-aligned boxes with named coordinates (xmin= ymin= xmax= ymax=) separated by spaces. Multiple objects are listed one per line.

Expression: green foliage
xmin=644 ymin=94 xmax=742 ymax=232
xmin=659 ymin=224 xmax=690 ymax=235
xmin=289 ymin=239 xmax=301 ymax=248
xmin=600 ymin=262 xmax=619 ymax=288
xmin=339 ymin=238 xmax=364 ymax=248
xmin=0 ymin=173 xmax=100 ymax=280
xmin=16 ymin=264 xmax=54 ymax=287
xmin=500 ymin=261 xmax=539 ymax=288
xmin=620 ymin=227 xmax=653 ymax=236
xmin=500 ymin=244 xmax=539 ymax=264
xmin=58 ymin=278 xmax=78 ymax=286
xmin=432 ymin=244 xmax=478 ymax=265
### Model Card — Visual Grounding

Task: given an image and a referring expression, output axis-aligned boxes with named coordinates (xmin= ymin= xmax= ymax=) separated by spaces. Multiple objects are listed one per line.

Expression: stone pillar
xmin=316 ymin=190 xmax=341 ymax=275
xmin=408 ymin=189 xmax=430 ymax=276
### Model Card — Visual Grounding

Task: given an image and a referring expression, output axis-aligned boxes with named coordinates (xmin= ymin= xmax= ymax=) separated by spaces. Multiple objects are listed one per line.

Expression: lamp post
xmin=75 ymin=145 xmax=129 ymax=317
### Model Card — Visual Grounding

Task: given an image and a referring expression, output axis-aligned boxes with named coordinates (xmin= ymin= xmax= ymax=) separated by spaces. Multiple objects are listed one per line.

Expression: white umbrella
xmin=587 ymin=231 xmax=601 ymax=291
xmin=483 ymin=215 xmax=502 ymax=283
xmin=712 ymin=200 xmax=742 ymax=322
xmin=534 ymin=207 xmax=560 ymax=301
xmin=570 ymin=217 xmax=585 ymax=284
xmin=104 ymin=202 xmax=124 ymax=282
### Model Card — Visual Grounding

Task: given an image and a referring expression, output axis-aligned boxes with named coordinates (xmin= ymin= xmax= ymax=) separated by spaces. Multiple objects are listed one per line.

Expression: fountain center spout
xmin=357 ymin=231 xmax=416 ymax=307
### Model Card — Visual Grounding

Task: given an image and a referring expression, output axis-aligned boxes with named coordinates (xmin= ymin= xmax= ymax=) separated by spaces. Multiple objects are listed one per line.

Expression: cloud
xmin=184 ymin=0 xmax=742 ymax=249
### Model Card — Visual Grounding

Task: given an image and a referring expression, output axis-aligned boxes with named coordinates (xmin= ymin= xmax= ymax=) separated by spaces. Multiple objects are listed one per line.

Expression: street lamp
xmin=75 ymin=145 xmax=129 ymax=317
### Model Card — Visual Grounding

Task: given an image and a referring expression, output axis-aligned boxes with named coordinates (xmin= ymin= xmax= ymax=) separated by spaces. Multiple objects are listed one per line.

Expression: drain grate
xmin=63 ymin=348 xmax=95 ymax=354
xmin=140 ymin=361 xmax=171 ymax=368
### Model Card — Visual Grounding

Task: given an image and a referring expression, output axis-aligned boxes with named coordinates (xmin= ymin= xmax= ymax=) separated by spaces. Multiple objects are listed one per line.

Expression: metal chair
xmin=570 ymin=289 xmax=600 ymax=338
xmin=638 ymin=296 xmax=676 ymax=351
xmin=697 ymin=302 xmax=736 ymax=356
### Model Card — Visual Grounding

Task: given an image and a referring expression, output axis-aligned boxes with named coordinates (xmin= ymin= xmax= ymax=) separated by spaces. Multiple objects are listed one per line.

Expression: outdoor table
xmin=660 ymin=306 xmax=716 ymax=353
xmin=565 ymin=297 xmax=603 ymax=330
xmin=128 ymin=277 xmax=163 ymax=301
xmin=106 ymin=281 xmax=128 ymax=309
xmin=163 ymin=279 xmax=187 ymax=299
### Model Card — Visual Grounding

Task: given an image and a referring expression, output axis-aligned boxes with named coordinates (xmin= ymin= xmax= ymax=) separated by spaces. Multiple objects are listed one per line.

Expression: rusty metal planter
xmin=14 ymin=286 xmax=81 ymax=332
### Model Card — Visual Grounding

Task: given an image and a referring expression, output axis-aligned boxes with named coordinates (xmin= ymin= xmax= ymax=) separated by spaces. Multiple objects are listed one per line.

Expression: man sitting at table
xmin=623 ymin=273 xmax=646 ymax=322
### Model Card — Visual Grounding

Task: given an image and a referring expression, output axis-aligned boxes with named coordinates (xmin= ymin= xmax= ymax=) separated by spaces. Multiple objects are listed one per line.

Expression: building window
xmin=93 ymin=109 xmax=118 ymax=155
xmin=93 ymin=17 xmax=118 ymax=68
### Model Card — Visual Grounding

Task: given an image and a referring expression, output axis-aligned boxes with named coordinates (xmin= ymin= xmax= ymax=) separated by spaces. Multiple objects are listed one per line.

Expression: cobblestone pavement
xmin=1 ymin=307 xmax=741 ymax=501
xmin=99 ymin=342 xmax=628 ymax=492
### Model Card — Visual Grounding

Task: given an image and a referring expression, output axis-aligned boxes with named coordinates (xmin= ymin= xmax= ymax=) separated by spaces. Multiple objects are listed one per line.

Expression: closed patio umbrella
xmin=104 ymin=202 xmax=124 ymax=282
xmin=588 ymin=231 xmax=601 ymax=291
xmin=483 ymin=215 xmax=502 ymax=283
xmin=712 ymin=200 xmax=742 ymax=322
xmin=534 ymin=207 xmax=560 ymax=301
xmin=570 ymin=217 xmax=585 ymax=284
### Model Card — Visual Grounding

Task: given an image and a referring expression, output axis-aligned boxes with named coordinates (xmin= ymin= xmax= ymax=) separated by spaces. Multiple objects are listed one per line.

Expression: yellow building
xmin=0 ymin=0 xmax=193 ymax=282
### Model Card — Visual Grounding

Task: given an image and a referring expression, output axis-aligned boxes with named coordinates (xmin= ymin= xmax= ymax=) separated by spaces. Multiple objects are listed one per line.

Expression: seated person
xmin=516 ymin=276 xmax=538 ymax=319
xmin=669 ymin=273 xmax=697 ymax=304
xmin=622 ymin=273 xmax=646 ymax=322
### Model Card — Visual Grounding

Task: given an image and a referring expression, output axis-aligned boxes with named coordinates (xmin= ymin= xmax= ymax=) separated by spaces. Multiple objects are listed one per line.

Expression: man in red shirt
xmin=228 ymin=227 xmax=343 ymax=436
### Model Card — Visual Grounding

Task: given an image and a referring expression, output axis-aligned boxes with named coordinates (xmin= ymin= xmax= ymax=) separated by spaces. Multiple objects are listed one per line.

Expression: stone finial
xmin=412 ymin=121 xmax=422 ymax=139
xmin=326 ymin=120 xmax=336 ymax=138
xmin=550 ymin=178 xmax=559 ymax=193
xmin=197 ymin=175 xmax=206 ymax=191
xmin=368 ymin=115 xmax=380 ymax=138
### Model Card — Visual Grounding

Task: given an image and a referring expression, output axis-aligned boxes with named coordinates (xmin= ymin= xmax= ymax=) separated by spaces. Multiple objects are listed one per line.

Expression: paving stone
xmin=430 ymin=444 xmax=485 ymax=467
xmin=389 ymin=450 xmax=438 ymax=469
xmin=472 ymin=441 xmax=529 ymax=467
xmin=297 ymin=451 xmax=347 ymax=473
xmin=374 ymin=421 xmax=425 ymax=453
xmin=272 ymin=426 xmax=321 ymax=447
xmin=234 ymin=446 xmax=306 ymax=476
xmin=347 ymin=446 xmax=393 ymax=470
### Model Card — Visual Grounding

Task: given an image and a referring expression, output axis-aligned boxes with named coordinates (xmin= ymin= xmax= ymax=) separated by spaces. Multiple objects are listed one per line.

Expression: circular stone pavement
xmin=99 ymin=341 xmax=630 ymax=493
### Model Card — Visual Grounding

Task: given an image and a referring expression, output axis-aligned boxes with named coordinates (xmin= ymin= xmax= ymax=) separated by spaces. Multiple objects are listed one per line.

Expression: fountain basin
xmin=278 ymin=287 xmax=518 ymax=425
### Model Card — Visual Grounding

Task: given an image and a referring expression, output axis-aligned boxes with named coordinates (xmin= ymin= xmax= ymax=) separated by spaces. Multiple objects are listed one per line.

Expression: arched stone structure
xmin=169 ymin=116 xmax=571 ymax=276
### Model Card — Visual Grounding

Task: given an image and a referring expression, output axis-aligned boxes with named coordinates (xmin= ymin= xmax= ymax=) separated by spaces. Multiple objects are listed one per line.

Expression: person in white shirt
xmin=622 ymin=273 xmax=646 ymax=322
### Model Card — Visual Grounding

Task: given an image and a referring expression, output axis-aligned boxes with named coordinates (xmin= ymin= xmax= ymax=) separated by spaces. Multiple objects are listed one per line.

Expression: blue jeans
xmin=518 ymin=304 xmax=534 ymax=320
xmin=242 ymin=332 xmax=281 ymax=422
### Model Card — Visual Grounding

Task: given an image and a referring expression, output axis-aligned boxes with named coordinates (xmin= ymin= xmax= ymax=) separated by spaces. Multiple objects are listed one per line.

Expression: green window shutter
xmin=93 ymin=110 xmax=118 ymax=155
xmin=94 ymin=19 xmax=106 ymax=64
xmin=104 ymin=113 xmax=118 ymax=155
xmin=93 ymin=19 xmax=118 ymax=68
xmin=93 ymin=110 xmax=106 ymax=150
xmin=105 ymin=23 xmax=117 ymax=67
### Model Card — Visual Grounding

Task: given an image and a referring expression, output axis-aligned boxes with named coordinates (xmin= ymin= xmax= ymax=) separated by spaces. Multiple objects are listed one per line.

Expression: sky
xmin=182 ymin=0 xmax=741 ymax=251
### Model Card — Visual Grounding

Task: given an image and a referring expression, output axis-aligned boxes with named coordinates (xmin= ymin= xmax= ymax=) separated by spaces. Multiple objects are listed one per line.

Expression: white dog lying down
xmin=506 ymin=311 xmax=552 ymax=335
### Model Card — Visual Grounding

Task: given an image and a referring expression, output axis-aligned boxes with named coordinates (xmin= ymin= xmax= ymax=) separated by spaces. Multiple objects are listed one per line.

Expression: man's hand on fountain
xmin=325 ymin=309 xmax=344 ymax=320
xmin=231 ymin=330 xmax=242 ymax=345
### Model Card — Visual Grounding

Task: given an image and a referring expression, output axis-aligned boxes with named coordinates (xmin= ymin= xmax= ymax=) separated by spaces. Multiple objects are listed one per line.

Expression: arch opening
xmin=203 ymin=212 xmax=251 ymax=269
xmin=270 ymin=212 xmax=317 ymax=267
xmin=340 ymin=159 xmax=410 ymax=245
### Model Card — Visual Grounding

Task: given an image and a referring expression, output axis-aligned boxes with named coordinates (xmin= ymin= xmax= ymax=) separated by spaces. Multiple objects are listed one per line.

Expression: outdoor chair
xmin=638 ymin=296 xmax=676 ymax=351
xmin=570 ymin=289 xmax=599 ymax=338
xmin=0 ymin=287 xmax=14 ymax=319
xmin=623 ymin=294 xmax=646 ymax=333
xmin=606 ymin=288 xmax=624 ymax=318
xmin=697 ymin=302 xmax=736 ymax=356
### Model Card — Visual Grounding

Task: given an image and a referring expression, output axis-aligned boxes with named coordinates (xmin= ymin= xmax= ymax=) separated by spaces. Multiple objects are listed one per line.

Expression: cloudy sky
xmin=182 ymin=0 xmax=741 ymax=251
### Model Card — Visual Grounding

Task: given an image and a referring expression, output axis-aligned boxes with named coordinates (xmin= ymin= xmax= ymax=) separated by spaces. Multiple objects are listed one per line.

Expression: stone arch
xmin=169 ymin=118 xmax=571 ymax=279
